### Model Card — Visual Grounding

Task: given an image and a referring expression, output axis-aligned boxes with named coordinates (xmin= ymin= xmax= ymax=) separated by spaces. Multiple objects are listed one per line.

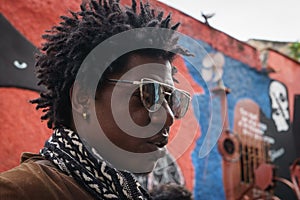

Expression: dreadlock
xmin=31 ymin=0 xmax=187 ymax=129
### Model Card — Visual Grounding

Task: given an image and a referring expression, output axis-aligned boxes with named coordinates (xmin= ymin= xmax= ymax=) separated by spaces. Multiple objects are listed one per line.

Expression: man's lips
xmin=147 ymin=129 xmax=169 ymax=149
xmin=150 ymin=137 xmax=168 ymax=148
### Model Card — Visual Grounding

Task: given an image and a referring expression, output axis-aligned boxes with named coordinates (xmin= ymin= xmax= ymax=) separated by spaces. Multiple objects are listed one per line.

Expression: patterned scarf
xmin=40 ymin=127 xmax=151 ymax=200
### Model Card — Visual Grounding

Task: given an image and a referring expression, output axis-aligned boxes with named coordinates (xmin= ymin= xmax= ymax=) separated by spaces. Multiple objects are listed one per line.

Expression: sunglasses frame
xmin=108 ymin=78 xmax=191 ymax=118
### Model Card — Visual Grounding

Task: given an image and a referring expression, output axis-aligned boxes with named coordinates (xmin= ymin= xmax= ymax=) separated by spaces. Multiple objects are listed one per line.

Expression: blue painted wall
xmin=183 ymin=39 xmax=272 ymax=200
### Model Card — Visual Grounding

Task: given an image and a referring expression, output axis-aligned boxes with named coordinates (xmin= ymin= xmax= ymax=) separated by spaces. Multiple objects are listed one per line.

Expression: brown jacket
xmin=0 ymin=153 xmax=94 ymax=200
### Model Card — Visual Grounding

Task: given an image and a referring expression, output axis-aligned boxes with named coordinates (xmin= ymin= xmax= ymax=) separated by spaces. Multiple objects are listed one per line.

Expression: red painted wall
xmin=0 ymin=0 xmax=81 ymax=47
xmin=0 ymin=88 xmax=51 ymax=171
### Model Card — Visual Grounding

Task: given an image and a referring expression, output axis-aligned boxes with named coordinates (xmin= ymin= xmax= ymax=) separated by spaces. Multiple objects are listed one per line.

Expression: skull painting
xmin=269 ymin=81 xmax=290 ymax=132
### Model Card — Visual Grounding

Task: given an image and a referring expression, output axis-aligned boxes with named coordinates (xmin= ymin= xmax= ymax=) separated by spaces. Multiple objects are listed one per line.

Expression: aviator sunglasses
xmin=108 ymin=78 xmax=191 ymax=119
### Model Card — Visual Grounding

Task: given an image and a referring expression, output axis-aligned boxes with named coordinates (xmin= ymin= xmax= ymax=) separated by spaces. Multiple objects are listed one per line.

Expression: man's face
xmin=82 ymin=53 xmax=176 ymax=173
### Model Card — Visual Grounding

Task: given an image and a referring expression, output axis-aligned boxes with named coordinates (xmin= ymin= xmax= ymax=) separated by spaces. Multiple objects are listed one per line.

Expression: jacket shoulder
xmin=0 ymin=159 xmax=93 ymax=200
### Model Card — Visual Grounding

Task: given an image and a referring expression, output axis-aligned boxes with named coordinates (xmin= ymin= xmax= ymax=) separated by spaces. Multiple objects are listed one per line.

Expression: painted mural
xmin=184 ymin=42 xmax=299 ymax=199
xmin=1 ymin=0 xmax=299 ymax=199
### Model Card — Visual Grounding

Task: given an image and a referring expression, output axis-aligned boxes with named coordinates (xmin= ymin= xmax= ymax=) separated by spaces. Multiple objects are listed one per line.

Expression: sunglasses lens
xmin=141 ymin=82 xmax=164 ymax=112
xmin=171 ymin=90 xmax=190 ymax=118
xmin=141 ymin=79 xmax=190 ymax=118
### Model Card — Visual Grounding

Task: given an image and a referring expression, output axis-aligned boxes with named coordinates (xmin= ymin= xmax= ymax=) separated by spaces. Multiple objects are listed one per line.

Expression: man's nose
xmin=150 ymin=99 xmax=174 ymax=127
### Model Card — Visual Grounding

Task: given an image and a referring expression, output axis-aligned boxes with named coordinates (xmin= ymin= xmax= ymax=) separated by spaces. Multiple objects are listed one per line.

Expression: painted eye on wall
xmin=279 ymin=93 xmax=286 ymax=102
xmin=0 ymin=14 xmax=41 ymax=91
xmin=13 ymin=60 xmax=28 ymax=69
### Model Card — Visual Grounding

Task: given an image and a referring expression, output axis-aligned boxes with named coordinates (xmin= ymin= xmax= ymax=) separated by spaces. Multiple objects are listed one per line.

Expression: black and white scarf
xmin=40 ymin=127 xmax=150 ymax=200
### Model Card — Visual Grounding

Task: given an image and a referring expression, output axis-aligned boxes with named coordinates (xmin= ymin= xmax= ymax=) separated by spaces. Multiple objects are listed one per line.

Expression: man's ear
xmin=69 ymin=83 xmax=91 ymax=114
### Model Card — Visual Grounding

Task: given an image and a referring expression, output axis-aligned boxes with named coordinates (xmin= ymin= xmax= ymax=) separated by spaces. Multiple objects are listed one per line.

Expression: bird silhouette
xmin=201 ymin=12 xmax=215 ymax=25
